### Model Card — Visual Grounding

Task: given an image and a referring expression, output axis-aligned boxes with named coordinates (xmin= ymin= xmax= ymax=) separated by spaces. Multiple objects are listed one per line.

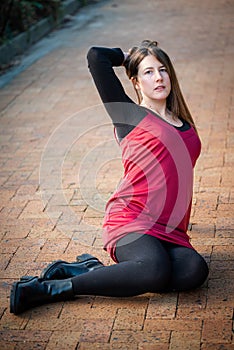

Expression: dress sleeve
xmin=87 ymin=46 xmax=133 ymax=105
xmin=87 ymin=47 xmax=146 ymax=138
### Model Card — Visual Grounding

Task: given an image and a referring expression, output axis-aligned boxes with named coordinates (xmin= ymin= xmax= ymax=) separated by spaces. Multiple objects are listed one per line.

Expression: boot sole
xmin=10 ymin=281 xmax=18 ymax=314
xmin=10 ymin=277 xmax=35 ymax=315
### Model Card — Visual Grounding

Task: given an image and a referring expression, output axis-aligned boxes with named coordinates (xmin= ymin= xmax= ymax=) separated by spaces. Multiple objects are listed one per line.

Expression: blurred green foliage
xmin=0 ymin=0 xmax=62 ymax=43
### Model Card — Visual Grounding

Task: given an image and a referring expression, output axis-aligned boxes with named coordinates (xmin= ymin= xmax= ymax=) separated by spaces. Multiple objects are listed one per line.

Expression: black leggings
xmin=71 ymin=234 xmax=209 ymax=297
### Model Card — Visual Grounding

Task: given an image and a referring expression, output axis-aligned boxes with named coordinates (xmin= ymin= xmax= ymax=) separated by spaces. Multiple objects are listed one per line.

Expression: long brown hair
xmin=124 ymin=40 xmax=197 ymax=133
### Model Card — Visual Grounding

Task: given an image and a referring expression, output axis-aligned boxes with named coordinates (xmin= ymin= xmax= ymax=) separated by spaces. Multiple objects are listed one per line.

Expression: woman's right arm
xmin=87 ymin=47 xmax=146 ymax=139
xmin=87 ymin=46 xmax=133 ymax=106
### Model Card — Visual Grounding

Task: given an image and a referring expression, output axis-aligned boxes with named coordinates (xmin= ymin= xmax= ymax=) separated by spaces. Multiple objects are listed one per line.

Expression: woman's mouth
xmin=154 ymin=85 xmax=165 ymax=91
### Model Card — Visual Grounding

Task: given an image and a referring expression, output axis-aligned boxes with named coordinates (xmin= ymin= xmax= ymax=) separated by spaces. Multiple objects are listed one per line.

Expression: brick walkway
xmin=0 ymin=0 xmax=233 ymax=349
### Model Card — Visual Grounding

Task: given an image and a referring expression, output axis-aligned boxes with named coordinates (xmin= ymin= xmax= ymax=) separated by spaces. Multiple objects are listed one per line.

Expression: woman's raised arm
xmin=87 ymin=46 xmax=132 ymax=105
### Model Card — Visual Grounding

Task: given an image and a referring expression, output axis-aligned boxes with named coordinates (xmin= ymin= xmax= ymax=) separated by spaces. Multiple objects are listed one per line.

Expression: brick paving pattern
xmin=0 ymin=0 xmax=233 ymax=349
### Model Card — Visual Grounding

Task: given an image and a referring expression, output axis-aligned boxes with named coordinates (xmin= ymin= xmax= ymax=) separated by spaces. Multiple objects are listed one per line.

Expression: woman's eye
xmin=160 ymin=67 xmax=167 ymax=72
xmin=145 ymin=70 xmax=153 ymax=75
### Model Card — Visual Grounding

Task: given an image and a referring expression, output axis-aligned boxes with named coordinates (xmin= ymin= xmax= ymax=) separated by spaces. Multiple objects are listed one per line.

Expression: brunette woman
xmin=10 ymin=40 xmax=209 ymax=314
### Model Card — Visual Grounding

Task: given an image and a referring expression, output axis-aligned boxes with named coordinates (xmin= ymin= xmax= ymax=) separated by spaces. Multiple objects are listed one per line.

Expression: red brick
xmin=110 ymin=330 xmax=170 ymax=345
xmin=170 ymin=330 xmax=201 ymax=349
xmin=201 ymin=344 xmax=234 ymax=350
xmin=79 ymin=319 xmax=113 ymax=343
xmin=144 ymin=319 xmax=202 ymax=332
xmin=14 ymin=341 xmax=46 ymax=349
xmin=0 ymin=341 xmax=15 ymax=350
xmin=209 ymin=260 xmax=234 ymax=279
xmin=202 ymin=320 xmax=233 ymax=343
xmin=177 ymin=288 xmax=208 ymax=310
xmin=146 ymin=293 xmax=177 ymax=319
xmin=113 ymin=308 xmax=145 ymax=331
xmin=0 ymin=330 xmax=52 ymax=342
xmin=46 ymin=331 xmax=81 ymax=350
xmin=78 ymin=343 xmax=112 ymax=350
xmin=211 ymin=245 xmax=234 ymax=260
xmin=176 ymin=306 xmax=233 ymax=320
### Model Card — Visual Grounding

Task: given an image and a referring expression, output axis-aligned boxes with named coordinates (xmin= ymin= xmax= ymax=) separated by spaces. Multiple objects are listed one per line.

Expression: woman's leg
xmin=10 ymin=234 xmax=172 ymax=315
xmin=71 ymin=234 xmax=172 ymax=297
xmin=163 ymin=243 xmax=209 ymax=291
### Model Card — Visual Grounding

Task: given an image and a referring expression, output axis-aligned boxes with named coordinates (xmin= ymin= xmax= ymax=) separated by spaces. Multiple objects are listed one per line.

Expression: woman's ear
xmin=131 ymin=77 xmax=142 ymax=104
xmin=131 ymin=77 xmax=140 ymax=90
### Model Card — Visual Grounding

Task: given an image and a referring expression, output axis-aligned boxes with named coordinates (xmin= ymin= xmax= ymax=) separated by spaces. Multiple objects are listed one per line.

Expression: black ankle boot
xmin=10 ymin=277 xmax=74 ymax=315
xmin=40 ymin=254 xmax=104 ymax=280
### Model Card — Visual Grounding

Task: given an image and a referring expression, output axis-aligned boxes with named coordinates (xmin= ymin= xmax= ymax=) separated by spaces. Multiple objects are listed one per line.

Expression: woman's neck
xmin=140 ymin=100 xmax=183 ymax=127
xmin=140 ymin=99 xmax=167 ymax=118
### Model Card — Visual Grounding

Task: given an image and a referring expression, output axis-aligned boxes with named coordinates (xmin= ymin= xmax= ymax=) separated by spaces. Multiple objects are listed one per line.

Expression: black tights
xmin=71 ymin=234 xmax=209 ymax=297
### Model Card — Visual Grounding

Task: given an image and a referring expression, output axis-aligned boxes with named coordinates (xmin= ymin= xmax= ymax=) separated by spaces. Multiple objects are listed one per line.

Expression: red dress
xmin=103 ymin=112 xmax=201 ymax=262
xmin=87 ymin=46 xmax=201 ymax=262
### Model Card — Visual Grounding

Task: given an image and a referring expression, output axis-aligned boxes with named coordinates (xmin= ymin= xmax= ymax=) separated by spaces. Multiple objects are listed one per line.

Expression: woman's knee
xmin=172 ymin=251 xmax=209 ymax=291
xmin=194 ymin=254 xmax=209 ymax=286
xmin=188 ymin=252 xmax=209 ymax=284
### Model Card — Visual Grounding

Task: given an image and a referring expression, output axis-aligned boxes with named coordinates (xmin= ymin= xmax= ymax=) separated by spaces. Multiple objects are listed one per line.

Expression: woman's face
xmin=135 ymin=54 xmax=171 ymax=103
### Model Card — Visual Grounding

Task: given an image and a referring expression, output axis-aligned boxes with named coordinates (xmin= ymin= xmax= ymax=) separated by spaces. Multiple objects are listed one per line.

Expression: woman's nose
xmin=155 ymin=71 xmax=163 ymax=81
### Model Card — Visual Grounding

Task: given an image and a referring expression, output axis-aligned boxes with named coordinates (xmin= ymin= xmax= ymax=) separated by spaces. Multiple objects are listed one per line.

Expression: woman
xmin=10 ymin=40 xmax=209 ymax=315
